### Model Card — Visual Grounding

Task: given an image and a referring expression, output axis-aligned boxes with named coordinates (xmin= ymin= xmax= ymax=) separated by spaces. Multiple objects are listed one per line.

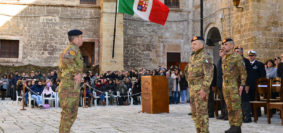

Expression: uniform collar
xmin=194 ymin=48 xmax=204 ymax=56
xmin=70 ymin=43 xmax=79 ymax=50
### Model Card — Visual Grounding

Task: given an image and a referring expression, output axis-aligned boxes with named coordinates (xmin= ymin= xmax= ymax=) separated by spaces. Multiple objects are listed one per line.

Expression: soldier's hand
xmin=199 ymin=90 xmax=206 ymax=101
xmin=212 ymin=87 xmax=216 ymax=92
xmin=245 ymin=86 xmax=249 ymax=93
xmin=74 ymin=74 xmax=81 ymax=84
xmin=239 ymin=86 xmax=244 ymax=96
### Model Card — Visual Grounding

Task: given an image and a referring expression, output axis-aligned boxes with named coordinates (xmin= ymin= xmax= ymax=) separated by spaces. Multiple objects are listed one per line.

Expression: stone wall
xmin=0 ymin=0 xmax=100 ymax=66
xmin=123 ymin=0 xmax=191 ymax=70
xmin=192 ymin=0 xmax=283 ymax=63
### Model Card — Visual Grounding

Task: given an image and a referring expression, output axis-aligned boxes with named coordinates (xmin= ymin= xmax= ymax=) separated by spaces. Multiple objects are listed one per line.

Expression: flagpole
xmin=112 ymin=0 xmax=118 ymax=58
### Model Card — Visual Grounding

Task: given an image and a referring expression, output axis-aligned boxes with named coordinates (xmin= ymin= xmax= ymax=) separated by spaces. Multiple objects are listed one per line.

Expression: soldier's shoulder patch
xmin=204 ymin=57 xmax=212 ymax=64
xmin=63 ymin=49 xmax=76 ymax=59
xmin=69 ymin=50 xmax=76 ymax=56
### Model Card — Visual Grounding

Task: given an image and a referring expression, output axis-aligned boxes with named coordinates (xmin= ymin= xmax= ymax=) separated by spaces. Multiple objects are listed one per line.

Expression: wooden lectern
xmin=141 ymin=76 xmax=169 ymax=114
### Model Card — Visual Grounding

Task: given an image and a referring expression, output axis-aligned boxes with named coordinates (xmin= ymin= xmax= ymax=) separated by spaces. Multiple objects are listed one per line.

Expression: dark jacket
xmin=277 ymin=62 xmax=283 ymax=78
xmin=249 ymin=60 xmax=266 ymax=88
xmin=211 ymin=64 xmax=217 ymax=87
xmin=179 ymin=75 xmax=188 ymax=91
xmin=216 ymin=58 xmax=223 ymax=89
xmin=243 ymin=57 xmax=252 ymax=86
xmin=133 ymin=81 xmax=141 ymax=94
xmin=30 ymin=84 xmax=44 ymax=95
xmin=105 ymin=83 xmax=116 ymax=92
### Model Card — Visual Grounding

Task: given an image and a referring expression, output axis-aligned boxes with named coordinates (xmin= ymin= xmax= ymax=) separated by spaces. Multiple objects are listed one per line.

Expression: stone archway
xmin=206 ymin=27 xmax=222 ymax=64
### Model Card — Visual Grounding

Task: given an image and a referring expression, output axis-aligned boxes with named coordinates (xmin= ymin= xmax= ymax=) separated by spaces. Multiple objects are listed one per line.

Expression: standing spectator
xmin=132 ymin=78 xmax=141 ymax=105
xmin=166 ymin=71 xmax=174 ymax=104
xmin=179 ymin=71 xmax=188 ymax=104
xmin=1 ymin=75 xmax=9 ymax=100
xmin=274 ymin=57 xmax=281 ymax=68
xmin=248 ymin=50 xmax=266 ymax=117
xmin=265 ymin=59 xmax=277 ymax=79
xmin=277 ymin=53 xmax=283 ymax=78
xmin=11 ymin=71 xmax=20 ymax=100
xmin=171 ymin=69 xmax=180 ymax=104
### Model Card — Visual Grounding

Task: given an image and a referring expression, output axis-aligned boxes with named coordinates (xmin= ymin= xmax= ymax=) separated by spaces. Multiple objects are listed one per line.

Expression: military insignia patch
xmin=137 ymin=0 xmax=149 ymax=12
xmin=69 ymin=50 xmax=76 ymax=56
xmin=205 ymin=59 xmax=209 ymax=63
xmin=224 ymin=65 xmax=227 ymax=69
xmin=193 ymin=36 xmax=198 ymax=41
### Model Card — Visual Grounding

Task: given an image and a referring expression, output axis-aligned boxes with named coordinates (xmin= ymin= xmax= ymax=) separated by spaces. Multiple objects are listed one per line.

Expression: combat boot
xmin=224 ymin=126 xmax=231 ymax=133
xmin=227 ymin=126 xmax=241 ymax=133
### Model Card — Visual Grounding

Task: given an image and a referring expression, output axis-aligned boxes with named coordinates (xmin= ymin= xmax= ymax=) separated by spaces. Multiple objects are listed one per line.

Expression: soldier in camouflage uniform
xmin=58 ymin=29 xmax=84 ymax=133
xmin=222 ymin=38 xmax=247 ymax=133
xmin=184 ymin=36 xmax=214 ymax=133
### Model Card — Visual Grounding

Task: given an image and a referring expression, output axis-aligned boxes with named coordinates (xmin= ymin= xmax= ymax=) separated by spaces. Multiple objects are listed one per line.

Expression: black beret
xmin=191 ymin=36 xmax=204 ymax=42
xmin=68 ymin=29 xmax=83 ymax=36
xmin=222 ymin=38 xmax=233 ymax=44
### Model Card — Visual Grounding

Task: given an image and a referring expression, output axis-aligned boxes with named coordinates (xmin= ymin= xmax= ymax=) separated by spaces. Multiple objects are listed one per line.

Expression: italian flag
xmin=118 ymin=0 xmax=170 ymax=26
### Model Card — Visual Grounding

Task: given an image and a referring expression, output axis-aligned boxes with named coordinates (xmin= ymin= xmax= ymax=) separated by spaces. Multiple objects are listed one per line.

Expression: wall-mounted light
xmin=233 ymin=0 xmax=241 ymax=8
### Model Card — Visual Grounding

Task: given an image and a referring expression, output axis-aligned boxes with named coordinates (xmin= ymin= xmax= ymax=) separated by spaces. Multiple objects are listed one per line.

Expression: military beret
xmin=222 ymin=38 xmax=233 ymax=44
xmin=68 ymin=29 xmax=83 ymax=36
xmin=248 ymin=50 xmax=257 ymax=56
xmin=191 ymin=36 xmax=204 ymax=42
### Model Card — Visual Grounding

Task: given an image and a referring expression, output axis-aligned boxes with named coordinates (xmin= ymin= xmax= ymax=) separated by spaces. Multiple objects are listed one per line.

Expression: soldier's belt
xmin=190 ymin=80 xmax=202 ymax=86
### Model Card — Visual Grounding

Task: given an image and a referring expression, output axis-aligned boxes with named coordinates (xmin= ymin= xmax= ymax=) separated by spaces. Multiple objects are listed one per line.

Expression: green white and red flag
xmin=118 ymin=0 xmax=170 ymax=25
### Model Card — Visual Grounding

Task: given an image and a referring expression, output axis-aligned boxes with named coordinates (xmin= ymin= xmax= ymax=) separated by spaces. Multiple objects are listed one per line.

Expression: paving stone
xmin=0 ymin=100 xmax=283 ymax=133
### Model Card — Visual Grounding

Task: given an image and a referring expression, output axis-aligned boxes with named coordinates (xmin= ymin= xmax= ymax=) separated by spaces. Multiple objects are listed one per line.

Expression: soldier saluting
xmin=184 ymin=36 xmax=214 ymax=133
xmin=222 ymin=38 xmax=247 ymax=133
xmin=58 ymin=29 xmax=84 ymax=133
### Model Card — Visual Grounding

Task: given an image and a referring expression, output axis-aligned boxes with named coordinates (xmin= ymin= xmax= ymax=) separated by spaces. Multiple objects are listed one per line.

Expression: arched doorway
xmin=206 ymin=27 xmax=222 ymax=64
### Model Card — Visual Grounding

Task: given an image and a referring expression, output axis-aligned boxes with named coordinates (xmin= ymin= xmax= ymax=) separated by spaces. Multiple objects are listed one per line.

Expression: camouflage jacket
xmin=222 ymin=52 xmax=247 ymax=86
xmin=184 ymin=48 xmax=214 ymax=93
xmin=58 ymin=43 xmax=83 ymax=87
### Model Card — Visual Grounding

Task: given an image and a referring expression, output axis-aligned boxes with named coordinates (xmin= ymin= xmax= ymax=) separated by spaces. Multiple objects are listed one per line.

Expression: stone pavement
xmin=0 ymin=100 xmax=283 ymax=133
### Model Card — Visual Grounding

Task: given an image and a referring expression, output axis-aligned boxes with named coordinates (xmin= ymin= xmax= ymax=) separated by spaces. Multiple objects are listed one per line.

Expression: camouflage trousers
xmin=59 ymin=89 xmax=80 ymax=133
xmin=222 ymin=83 xmax=242 ymax=126
xmin=190 ymin=86 xmax=209 ymax=133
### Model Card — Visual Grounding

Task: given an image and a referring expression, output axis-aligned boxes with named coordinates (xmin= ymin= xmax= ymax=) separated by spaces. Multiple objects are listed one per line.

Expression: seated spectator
xmin=42 ymin=81 xmax=54 ymax=97
xmin=24 ymin=80 xmax=33 ymax=105
xmin=265 ymin=59 xmax=277 ymax=78
xmin=95 ymin=80 xmax=105 ymax=105
xmin=117 ymin=80 xmax=128 ymax=105
xmin=30 ymin=81 xmax=44 ymax=107
xmin=105 ymin=80 xmax=116 ymax=105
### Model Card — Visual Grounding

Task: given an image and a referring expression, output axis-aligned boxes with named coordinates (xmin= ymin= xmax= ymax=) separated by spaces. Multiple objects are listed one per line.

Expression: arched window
xmin=164 ymin=0 xmax=180 ymax=8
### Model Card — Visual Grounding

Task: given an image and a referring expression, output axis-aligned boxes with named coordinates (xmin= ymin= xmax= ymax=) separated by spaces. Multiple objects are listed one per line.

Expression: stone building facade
xmin=192 ymin=0 xmax=283 ymax=63
xmin=0 ymin=0 xmax=101 ymax=67
xmin=0 ymin=0 xmax=282 ymax=73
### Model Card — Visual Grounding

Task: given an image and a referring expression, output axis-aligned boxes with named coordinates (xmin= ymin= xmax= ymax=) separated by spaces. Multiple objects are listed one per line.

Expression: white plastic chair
xmin=42 ymin=92 xmax=56 ymax=107
xmin=105 ymin=92 xmax=110 ymax=106
xmin=28 ymin=92 xmax=35 ymax=108
xmin=128 ymin=88 xmax=134 ymax=106
xmin=92 ymin=91 xmax=100 ymax=106
xmin=54 ymin=92 xmax=59 ymax=107
xmin=16 ymin=91 xmax=22 ymax=104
